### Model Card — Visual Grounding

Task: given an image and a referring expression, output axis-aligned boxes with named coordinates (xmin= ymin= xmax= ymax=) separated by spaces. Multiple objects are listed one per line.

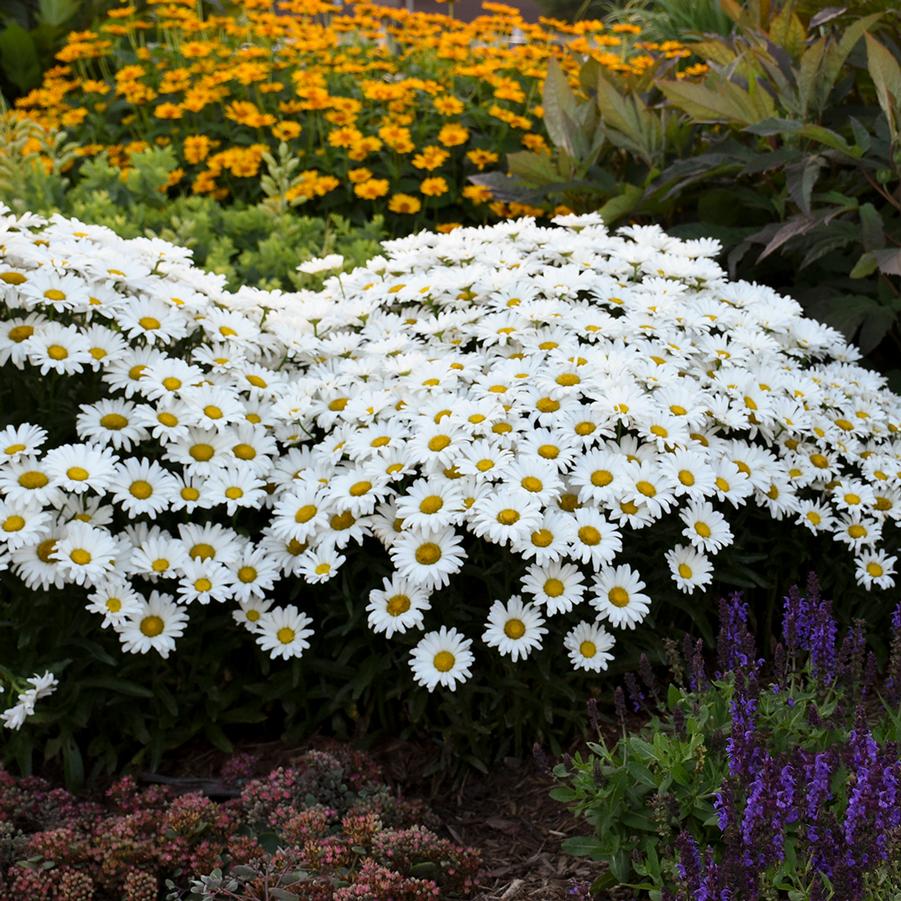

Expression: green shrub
xmin=0 ymin=125 xmax=387 ymax=290
xmin=480 ymin=9 xmax=901 ymax=378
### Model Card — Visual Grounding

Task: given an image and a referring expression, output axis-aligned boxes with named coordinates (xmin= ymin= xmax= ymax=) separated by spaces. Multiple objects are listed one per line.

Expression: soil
xmin=372 ymin=739 xmax=606 ymax=900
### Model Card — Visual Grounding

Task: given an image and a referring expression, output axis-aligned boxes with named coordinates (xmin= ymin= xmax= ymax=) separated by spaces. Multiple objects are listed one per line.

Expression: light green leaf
xmin=507 ymin=150 xmax=560 ymax=186
xmin=542 ymin=58 xmax=580 ymax=158
xmin=659 ymin=77 xmax=775 ymax=127
xmin=37 ymin=0 xmax=79 ymax=27
xmin=866 ymin=34 xmax=901 ymax=139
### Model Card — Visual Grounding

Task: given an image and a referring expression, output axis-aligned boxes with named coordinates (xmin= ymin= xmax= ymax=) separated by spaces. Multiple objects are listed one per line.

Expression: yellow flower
xmin=433 ymin=95 xmax=464 ymax=115
xmin=379 ymin=124 xmax=414 ymax=154
xmin=183 ymin=135 xmax=212 ymax=164
xmin=271 ymin=121 xmax=302 ymax=141
xmin=412 ymin=146 xmax=449 ymax=171
xmin=354 ymin=178 xmax=390 ymax=199
xmin=328 ymin=126 xmax=363 ymax=149
xmin=225 ymin=101 xmax=275 ymax=128
xmin=348 ymin=167 xmax=373 ymax=184
xmin=463 ymin=184 xmax=492 ymax=204
xmin=61 ymin=108 xmax=89 ymax=127
xmin=420 ymin=177 xmax=448 ymax=197
xmin=388 ymin=193 xmax=422 ymax=214
xmin=154 ymin=102 xmax=183 ymax=120
xmin=438 ymin=123 xmax=469 ymax=147
xmin=521 ymin=133 xmax=548 ymax=153
xmin=347 ymin=136 xmax=382 ymax=161
xmin=466 ymin=148 xmax=498 ymax=170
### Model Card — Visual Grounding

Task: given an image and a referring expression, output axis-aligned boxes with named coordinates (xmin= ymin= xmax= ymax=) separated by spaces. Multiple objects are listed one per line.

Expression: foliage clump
xmin=554 ymin=577 xmax=901 ymax=899
xmin=0 ymin=746 xmax=480 ymax=900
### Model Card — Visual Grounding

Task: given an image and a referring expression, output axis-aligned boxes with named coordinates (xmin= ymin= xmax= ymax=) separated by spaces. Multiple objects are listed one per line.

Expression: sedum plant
xmin=554 ymin=579 xmax=901 ymax=899
xmin=0 ymin=746 xmax=480 ymax=899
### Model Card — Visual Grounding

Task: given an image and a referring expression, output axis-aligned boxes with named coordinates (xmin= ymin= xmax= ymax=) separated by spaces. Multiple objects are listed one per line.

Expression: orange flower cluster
xmin=14 ymin=0 xmax=694 ymax=229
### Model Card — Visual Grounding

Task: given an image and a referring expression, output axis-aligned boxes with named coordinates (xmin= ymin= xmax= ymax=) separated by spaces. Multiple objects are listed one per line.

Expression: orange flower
xmin=438 ymin=123 xmax=469 ymax=147
xmin=388 ymin=193 xmax=422 ymax=214
xmin=354 ymin=178 xmax=390 ymax=199
xmin=154 ymin=102 xmax=183 ymax=119
xmin=419 ymin=177 xmax=448 ymax=197
xmin=183 ymin=134 xmax=211 ymax=164
xmin=225 ymin=100 xmax=275 ymax=127
xmin=466 ymin=148 xmax=498 ymax=170
xmin=521 ymin=133 xmax=548 ymax=153
xmin=412 ymin=146 xmax=449 ymax=171
xmin=463 ymin=184 xmax=492 ymax=204
xmin=271 ymin=121 xmax=302 ymax=140
xmin=436 ymin=222 xmax=462 ymax=233
xmin=328 ymin=126 xmax=362 ymax=149
xmin=348 ymin=167 xmax=373 ymax=184
xmin=433 ymin=95 xmax=464 ymax=115
xmin=379 ymin=124 xmax=414 ymax=154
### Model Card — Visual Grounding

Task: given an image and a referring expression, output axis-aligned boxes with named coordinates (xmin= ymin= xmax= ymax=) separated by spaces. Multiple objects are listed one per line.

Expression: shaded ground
xmin=373 ymin=740 xmax=604 ymax=899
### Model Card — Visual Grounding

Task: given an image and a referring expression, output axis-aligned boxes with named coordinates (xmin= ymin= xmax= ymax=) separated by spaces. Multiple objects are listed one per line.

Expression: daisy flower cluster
xmin=1 ymin=206 xmax=899 ymax=701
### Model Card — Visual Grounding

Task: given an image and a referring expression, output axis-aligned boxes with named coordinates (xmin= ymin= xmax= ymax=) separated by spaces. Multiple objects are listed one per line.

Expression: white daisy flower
xmin=228 ymin=544 xmax=280 ymax=602
xmin=564 ymin=621 xmax=615 ymax=672
xmin=470 ymin=489 xmax=543 ymax=546
xmin=256 ymin=604 xmax=314 ymax=660
xmin=590 ymin=564 xmax=651 ymax=629
xmin=366 ymin=573 xmax=431 ymax=638
xmin=0 ymin=423 xmax=47 ymax=461
xmin=232 ymin=596 xmax=273 ymax=632
xmin=76 ymin=399 xmax=147 ymax=451
xmin=206 ymin=466 xmax=267 ymax=515
xmin=680 ymin=501 xmax=734 ymax=554
xmin=410 ymin=626 xmax=474 ymax=692
xmin=0 ymin=456 xmax=62 ymax=508
xmin=109 ymin=457 xmax=178 ymax=519
xmin=128 ymin=531 xmax=189 ymax=580
xmin=521 ymin=560 xmax=586 ymax=615
xmin=568 ymin=508 xmax=622 ymax=567
xmin=43 ymin=442 xmax=120 ymax=495
xmin=389 ymin=526 xmax=465 ymax=590
xmin=86 ymin=577 xmax=143 ymax=628
xmin=482 ymin=596 xmax=547 ymax=661
xmin=0 ymin=500 xmax=51 ymax=550
xmin=52 ymin=521 xmax=119 ymax=586
xmin=178 ymin=522 xmax=243 ymax=566
xmin=119 ymin=591 xmax=188 ymax=659
xmin=25 ymin=322 xmax=91 ymax=375
xmin=854 ymin=550 xmax=897 ymax=590
xmin=297 ymin=544 xmax=346 ymax=584
xmin=178 ymin=558 xmax=236 ymax=605
xmin=665 ymin=544 xmax=714 ymax=594
xmin=395 ymin=478 xmax=465 ymax=531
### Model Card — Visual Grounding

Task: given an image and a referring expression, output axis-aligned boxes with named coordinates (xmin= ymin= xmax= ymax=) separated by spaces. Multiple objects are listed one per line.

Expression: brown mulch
xmin=370 ymin=740 xmax=606 ymax=900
